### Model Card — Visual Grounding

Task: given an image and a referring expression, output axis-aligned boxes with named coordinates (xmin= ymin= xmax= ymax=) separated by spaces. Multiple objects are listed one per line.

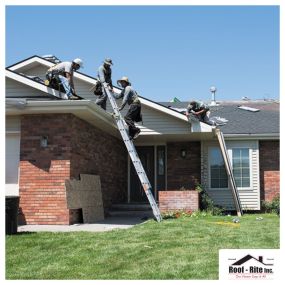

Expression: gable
xmin=6 ymin=77 xmax=49 ymax=98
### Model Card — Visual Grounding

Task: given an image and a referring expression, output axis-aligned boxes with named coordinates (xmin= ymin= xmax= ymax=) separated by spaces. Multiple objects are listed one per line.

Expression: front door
xmin=130 ymin=146 xmax=155 ymax=202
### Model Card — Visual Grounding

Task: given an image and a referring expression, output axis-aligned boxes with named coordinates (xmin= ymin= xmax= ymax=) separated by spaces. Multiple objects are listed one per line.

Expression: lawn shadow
xmin=95 ymin=216 xmax=154 ymax=226
xmin=7 ymin=231 xmax=34 ymax=236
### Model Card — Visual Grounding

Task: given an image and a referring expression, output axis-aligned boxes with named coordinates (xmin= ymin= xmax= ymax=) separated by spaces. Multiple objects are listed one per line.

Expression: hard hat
xmin=117 ymin=76 xmax=131 ymax=86
xmin=73 ymin=58 xmax=84 ymax=68
xmin=104 ymin=58 xmax=113 ymax=65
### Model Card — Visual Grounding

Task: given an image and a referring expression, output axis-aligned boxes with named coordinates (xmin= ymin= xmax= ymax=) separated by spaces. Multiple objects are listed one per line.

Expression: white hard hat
xmin=73 ymin=58 xmax=84 ymax=68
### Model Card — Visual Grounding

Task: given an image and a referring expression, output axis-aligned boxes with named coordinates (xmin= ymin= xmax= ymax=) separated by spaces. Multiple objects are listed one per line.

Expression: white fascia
xmin=6 ymin=99 xmax=112 ymax=122
xmin=223 ymin=133 xmax=280 ymax=140
xmin=6 ymin=99 xmax=119 ymax=138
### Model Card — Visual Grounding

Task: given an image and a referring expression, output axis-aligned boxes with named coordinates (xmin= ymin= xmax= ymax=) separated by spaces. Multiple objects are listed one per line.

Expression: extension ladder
xmin=102 ymin=84 xmax=163 ymax=222
xmin=215 ymin=128 xmax=243 ymax=216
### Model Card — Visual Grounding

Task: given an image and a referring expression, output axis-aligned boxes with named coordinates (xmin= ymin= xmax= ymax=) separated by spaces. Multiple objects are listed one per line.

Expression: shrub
xmin=262 ymin=195 xmax=280 ymax=215
xmin=161 ymin=209 xmax=193 ymax=219
xmin=196 ymin=184 xmax=225 ymax=216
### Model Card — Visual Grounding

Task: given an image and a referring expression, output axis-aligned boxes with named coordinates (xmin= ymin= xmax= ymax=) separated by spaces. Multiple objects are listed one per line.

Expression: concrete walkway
xmin=18 ymin=216 xmax=150 ymax=233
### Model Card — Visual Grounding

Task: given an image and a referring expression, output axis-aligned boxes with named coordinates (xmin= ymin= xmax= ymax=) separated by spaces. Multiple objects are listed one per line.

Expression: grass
xmin=6 ymin=214 xmax=279 ymax=280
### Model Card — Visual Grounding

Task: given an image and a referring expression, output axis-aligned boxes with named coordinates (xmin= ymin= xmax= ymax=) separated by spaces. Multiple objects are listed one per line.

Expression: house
xmin=5 ymin=55 xmax=280 ymax=225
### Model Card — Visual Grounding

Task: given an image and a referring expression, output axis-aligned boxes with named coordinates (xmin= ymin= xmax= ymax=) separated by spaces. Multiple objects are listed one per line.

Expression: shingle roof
xmin=6 ymin=55 xmax=279 ymax=136
xmin=159 ymin=101 xmax=279 ymax=135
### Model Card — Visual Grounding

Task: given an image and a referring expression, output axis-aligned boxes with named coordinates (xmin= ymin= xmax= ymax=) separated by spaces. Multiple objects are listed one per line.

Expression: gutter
xmin=223 ymin=133 xmax=279 ymax=140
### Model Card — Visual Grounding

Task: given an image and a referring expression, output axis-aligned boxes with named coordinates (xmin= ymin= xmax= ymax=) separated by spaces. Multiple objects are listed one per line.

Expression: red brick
xmin=159 ymin=190 xmax=199 ymax=212
xmin=19 ymin=114 xmax=127 ymax=225
xmin=167 ymin=142 xmax=201 ymax=190
xmin=259 ymin=141 xmax=280 ymax=203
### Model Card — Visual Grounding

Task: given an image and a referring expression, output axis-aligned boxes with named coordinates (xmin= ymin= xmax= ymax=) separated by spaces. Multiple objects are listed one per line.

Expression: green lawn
xmin=6 ymin=214 xmax=279 ymax=280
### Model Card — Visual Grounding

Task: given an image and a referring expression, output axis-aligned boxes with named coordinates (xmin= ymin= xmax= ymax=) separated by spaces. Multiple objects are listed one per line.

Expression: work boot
xmin=69 ymin=95 xmax=80 ymax=100
xmin=132 ymin=129 xmax=141 ymax=140
xmin=61 ymin=94 xmax=69 ymax=100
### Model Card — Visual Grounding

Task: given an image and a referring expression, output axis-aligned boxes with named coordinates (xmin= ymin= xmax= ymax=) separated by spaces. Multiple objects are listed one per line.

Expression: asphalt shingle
xmin=159 ymin=101 xmax=279 ymax=135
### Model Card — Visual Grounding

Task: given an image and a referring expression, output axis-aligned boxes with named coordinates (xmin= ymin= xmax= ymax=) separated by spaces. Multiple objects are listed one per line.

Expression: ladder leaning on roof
xmin=101 ymin=83 xmax=163 ymax=222
xmin=215 ymin=128 xmax=243 ymax=217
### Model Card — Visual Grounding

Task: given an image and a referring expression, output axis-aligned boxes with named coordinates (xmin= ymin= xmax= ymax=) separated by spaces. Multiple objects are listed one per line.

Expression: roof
xmin=6 ymin=55 xmax=197 ymax=126
xmin=159 ymin=101 xmax=279 ymax=135
xmin=6 ymin=55 xmax=279 ymax=138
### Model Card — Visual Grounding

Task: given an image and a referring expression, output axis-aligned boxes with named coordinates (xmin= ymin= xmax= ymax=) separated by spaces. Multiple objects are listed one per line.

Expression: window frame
xmin=208 ymin=146 xmax=229 ymax=190
xmin=208 ymin=145 xmax=253 ymax=191
xmin=229 ymin=147 xmax=253 ymax=190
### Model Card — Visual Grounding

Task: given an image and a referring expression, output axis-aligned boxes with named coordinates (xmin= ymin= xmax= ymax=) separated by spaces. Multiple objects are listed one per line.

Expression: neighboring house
xmin=5 ymin=55 xmax=280 ymax=225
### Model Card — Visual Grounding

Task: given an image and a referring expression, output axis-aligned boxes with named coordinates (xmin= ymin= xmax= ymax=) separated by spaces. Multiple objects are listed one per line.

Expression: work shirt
xmin=98 ymin=65 xmax=113 ymax=87
xmin=187 ymin=101 xmax=209 ymax=114
xmin=113 ymin=85 xmax=140 ymax=109
xmin=48 ymin=62 xmax=74 ymax=76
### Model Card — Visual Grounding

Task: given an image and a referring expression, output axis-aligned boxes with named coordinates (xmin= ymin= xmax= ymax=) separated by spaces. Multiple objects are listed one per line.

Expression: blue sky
xmin=5 ymin=5 xmax=279 ymax=102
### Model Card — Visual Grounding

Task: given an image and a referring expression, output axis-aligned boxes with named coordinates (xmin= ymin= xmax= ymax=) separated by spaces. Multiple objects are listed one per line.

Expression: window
xmin=156 ymin=146 xmax=166 ymax=191
xmin=157 ymin=149 xmax=165 ymax=176
xmin=209 ymin=147 xmax=228 ymax=188
xmin=232 ymin=148 xmax=250 ymax=188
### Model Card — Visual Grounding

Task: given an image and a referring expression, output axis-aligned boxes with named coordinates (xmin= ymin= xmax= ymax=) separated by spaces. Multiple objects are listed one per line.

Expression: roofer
xmin=45 ymin=58 xmax=83 ymax=100
xmin=186 ymin=100 xmax=216 ymax=126
xmin=113 ymin=77 xmax=142 ymax=140
xmin=95 ymin=58 xmax=114 ymax=110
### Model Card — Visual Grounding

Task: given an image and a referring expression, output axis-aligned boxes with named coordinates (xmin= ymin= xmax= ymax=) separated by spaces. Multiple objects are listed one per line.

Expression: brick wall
xmin=19 ymin=114 xmax=72 ymax=225
xmin=167 ymin=142 xmax=201 ymax=190
xmin=70 ymin=115 xmax=128 ymax=209
xmin=19 ymin=114 xmax=127 ymax=225
xmin=159 ymin=191 xmax=199 ymax=212
xmin=259 ymin=140 xmax=280 ymax=202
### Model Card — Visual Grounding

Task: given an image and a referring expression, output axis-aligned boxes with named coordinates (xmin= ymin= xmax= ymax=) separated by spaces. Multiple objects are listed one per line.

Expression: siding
xmin=6 ymin=77 xmax=48 ymax=98
xmin=24 ymin=65 xmax=47 ymax=79
xmin=201 ymin=140 xmax=260 ymax=210
xmin=108 ymin=101 xmax=191 ymax=135
xmin=6 ymin=116 xmax=21 ymax=196
xmin=6 ymin=116 xmax=21 ymax=132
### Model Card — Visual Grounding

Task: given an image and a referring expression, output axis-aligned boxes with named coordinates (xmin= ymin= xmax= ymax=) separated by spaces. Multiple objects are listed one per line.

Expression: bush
xmin=196 ymin=184 xmax=225 ymax=216
xmin=162 ymin=209 xmax=193 ymax=219
xmin=262 ymin=195 xmax=280 ymax=215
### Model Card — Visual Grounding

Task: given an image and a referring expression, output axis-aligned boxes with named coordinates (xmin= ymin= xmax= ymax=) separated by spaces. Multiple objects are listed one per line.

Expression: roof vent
xmin=41 ymin=55 xmax=61 ymax=64
xmin=170 ymin=97 xmax=181 ymax=103
xmin=210 ymin=86 xmax=218 ymax=106
xmin=238 ymin=105 xmax=260 ymax=112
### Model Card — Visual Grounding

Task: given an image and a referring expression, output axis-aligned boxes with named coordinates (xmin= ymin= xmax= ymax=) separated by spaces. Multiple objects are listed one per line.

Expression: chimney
xmin=258 ymin=256 xmax=263 ymax=263
xmin=210 ymin=86 xmax=217 ymax=106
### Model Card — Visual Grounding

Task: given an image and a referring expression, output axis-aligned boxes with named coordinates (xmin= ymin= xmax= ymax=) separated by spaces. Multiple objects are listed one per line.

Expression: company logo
xmin=219 ymin=249 xmax=280 ymax=280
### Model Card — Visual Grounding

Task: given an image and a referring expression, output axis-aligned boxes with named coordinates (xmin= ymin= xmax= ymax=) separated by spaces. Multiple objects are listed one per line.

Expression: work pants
xmin=95 ymin=88 xmax=107 ymax=110
xmin=124 ymin=103 xmax=141 ymax=137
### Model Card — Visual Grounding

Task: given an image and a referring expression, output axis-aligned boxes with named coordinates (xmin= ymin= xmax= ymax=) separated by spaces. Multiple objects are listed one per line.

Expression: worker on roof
xmin=186 ymin=100 xmax=216 ymax=126
xmin=113 ymin=77 xmax=142 ymax=140
xmin=95 ymin=58 xmax=114 ymax=110
xmin=45 ymin=58 xmax=83 ymax=100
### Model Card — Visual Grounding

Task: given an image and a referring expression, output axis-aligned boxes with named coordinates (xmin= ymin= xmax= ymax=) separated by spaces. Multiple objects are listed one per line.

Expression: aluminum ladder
xmin=215 ymin=128 xmax=243 ymax=216
xmin=102 ymin=84 xmax=162 ymax=222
